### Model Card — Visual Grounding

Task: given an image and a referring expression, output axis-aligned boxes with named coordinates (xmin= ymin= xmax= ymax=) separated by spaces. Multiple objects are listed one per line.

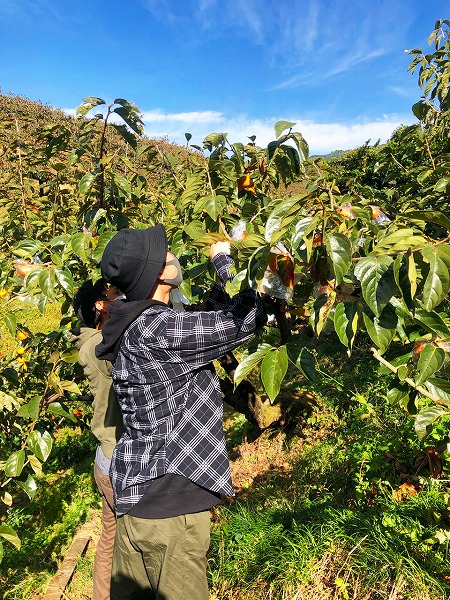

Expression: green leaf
xmin=234 ymin=343 xmax=273 ymax=387
xmin=113 ymin=175 xmax=131 ymax=199
xmin=110 ymin=123 xmax=137 ymax=148
xmin=27 ymin=430 xmax=52 ymax=462
xmin=113 ymin=106 xmax=143 ymax=135
xmin=387 ymin=383 xmax=410 ymax=405
xmin=180 ymin=173 xmax=204 ymax=210
xmin=3 ymin=313 xmax=17 ymax=337
xmin=184 ymin=220 xmax=206 ymax=240
xmin=416 ymin=344 xmax=445 ymax=386
xmin=16 ymin=474 xmax=37 ymax=500
xmin=189 ymin=233 xmax=226 ymax=248
xmin=404 ymin=210 xmax=450 ymax=232
xmin=203 ymin=132 xmax=227 ymax=148
xmin=425 ymin=378 xmax=450 ymax=405
xmin=414 ymin=308 xmax=450 ymax=339
xmin=421 ymin=247 xmax=450 ymax=311
xmin=438 ymin=245 xmax=450 ymax=269
xmin=286 ymin=337 xmax=316 ymax=381
xmin=225 ymin=269 xmax=248 ymax=296
xmin=60 ymin=348 xmax=79 ymax=364
xmin=38 ymin=269 xmax=55 ymax=300
xmin=200 ymin=195 xmax=226 ymax=221
xmin=60 ymin=380 xmax=81 ymax=394
xmin=414 ymin=406 xmax=445 ymax=440
xmin=326 ymin=233 xmax=352 ymax=285
xmin=47 ymin=402 xmax=77 ymax=422
xmin=334 ymin=302 xmax=358 ymax=351
xmin=0 ymin=525 xmax=21 ymax=551
xmin=264 ymin=197 xmax=300 ymax=244
xmin=1 ymin=368 xmax=19 ymax=386
xmin=12 ymin=239 xmax=42 ymax=258
xmin=70 ymin=232 xmax=89 ymax=263
xmin=16 ymin=396 xmax=40 ymax=420
xmin=398 ymin=365 xmax=410 ymax=382
xmin=234 ymin=233 xmax=267 ymax=259
xmin=0 ymin=391 xmax=19 ymax=411
xmin=362 ymin=306 xmax=397 ymax=354
xmin=412 ymin=101 xmax=430 ymax=121
xmin=76 ymin=97 xmax=105 ymax=117
xmin=274 ymin=120 xmax=296 ymax=139
xmin=261 ymin=346 xmax=288 ymax=403
xmin=113 ymin=98 xmax=132 ymax=106
xmin=393 ymin=251 xmax=416 ymax=310
xmin=295 ymin=348 xmax=316 ymax=381
xmin=48 ymin=371 xmax=62 ymax=393
xmin=170 ymin=230 xmax=185 ymax=258
xmin=54 ymin=267 xmax=74 ymax=297
xmin=92 ymin=231 xmax=116 ymax=264
xmin=4 ymin=450 xmax=25 ymax=477
xmin=354 ymin=256 xmax=397 ymax=317
xmin=37 ymin=293 xmax=47 ymax=315
xmin=290 ymin=132 xmax=309 ymax=162
xmin=417 ymin=169 xmax=434 ymax=184
xmin=370 ymin=229 xmax=427 ymax=255
xmin=434 ymin=177 xmax=450 ymax=192
xmin=291 ymin=216 xmax=317 ymax=255
xmin=311 ymin=293 xmax=335 ymax=337
xmin=78 ymin=172 xmax=96 ymax=196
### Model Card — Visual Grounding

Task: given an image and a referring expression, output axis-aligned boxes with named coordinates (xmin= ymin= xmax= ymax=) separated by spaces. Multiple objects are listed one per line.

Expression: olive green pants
xmin=110 ymin=511 xmax=210 ymax=600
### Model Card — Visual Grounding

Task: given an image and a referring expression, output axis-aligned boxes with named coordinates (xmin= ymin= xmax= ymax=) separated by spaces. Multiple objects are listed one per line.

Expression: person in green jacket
xmin=72 ymin=279 xmax=123 ymax=600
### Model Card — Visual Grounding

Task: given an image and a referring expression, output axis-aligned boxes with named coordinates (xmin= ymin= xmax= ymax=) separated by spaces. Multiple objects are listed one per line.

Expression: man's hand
xmin=210 ymin=241 xmax=231 ymax=260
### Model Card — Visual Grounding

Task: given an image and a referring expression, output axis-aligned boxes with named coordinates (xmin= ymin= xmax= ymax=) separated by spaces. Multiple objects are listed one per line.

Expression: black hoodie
xmin=95 ymin=298 xmax=167 ymax=362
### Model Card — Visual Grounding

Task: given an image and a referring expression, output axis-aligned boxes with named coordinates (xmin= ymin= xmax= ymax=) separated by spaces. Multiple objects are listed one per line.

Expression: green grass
xmin=209 ymin=494 xmax=450 ymax=599
xmin=0 ymin=298 xmax=63 ymax=354
xmin=0 ymin=428 xmax=99 ymax=599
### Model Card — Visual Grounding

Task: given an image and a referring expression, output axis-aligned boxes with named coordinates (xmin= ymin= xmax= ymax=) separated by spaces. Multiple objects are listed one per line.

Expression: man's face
xmin=95 ymin=284 xmax=123 ymax=326
xmin=104 ymin=284 xmax=122 ymax=302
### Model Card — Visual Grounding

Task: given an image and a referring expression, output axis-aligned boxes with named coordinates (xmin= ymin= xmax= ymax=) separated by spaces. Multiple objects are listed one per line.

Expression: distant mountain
xmin=310 ymin=150 xmax=346 ymax=160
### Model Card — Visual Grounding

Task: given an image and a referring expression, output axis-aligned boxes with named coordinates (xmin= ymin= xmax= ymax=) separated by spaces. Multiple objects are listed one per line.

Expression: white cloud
xmin=389 ymin=85 xmax=416 ymax=98
xmin=142 ymin=111 xmax=416 ymax=155
xmin=62 ymin=106 xmax=416 ymax=155
xmin=273 ymin=48 xmax=387 ymax=90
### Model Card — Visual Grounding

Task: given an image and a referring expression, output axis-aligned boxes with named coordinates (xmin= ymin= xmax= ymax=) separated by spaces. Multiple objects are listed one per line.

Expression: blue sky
xmin=0 ymin=0 xmax=446 ymax=154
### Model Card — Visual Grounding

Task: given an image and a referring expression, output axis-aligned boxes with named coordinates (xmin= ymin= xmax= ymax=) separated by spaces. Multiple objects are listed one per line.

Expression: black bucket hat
xmin=101 ymin=225 xmax=168 ymax=301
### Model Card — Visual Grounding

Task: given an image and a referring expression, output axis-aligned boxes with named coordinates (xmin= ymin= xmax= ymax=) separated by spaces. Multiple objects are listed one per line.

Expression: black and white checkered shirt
xmin=110 ymin=253 xmax=267 ymax=516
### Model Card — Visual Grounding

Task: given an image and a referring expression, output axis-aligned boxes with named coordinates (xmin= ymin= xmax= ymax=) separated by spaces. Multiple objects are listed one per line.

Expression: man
xmin=96 ymin=224 xmax=267 ymax=599
xmin=72 ymin=279 xmax=123 ymax=600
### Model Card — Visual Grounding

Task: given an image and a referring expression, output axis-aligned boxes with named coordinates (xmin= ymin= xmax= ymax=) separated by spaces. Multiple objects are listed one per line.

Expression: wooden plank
xmin=42 ymin=521 xmax=94 ymax=600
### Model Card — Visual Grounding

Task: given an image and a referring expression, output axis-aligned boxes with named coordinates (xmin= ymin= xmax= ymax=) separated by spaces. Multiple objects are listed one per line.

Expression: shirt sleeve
xmin=161 ymin=286 xmax=267 ymax=368
xmin=205 ymin=252 xmax=235 ymax=311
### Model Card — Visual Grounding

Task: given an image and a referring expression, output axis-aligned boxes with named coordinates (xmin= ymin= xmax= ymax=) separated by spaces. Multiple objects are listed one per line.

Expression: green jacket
xmin=72 ymin=328 xmax=123 ymax=459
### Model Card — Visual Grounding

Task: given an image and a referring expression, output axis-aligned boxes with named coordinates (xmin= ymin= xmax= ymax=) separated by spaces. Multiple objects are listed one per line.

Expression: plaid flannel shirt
xmin=110 ymin=253 xmax=267 ymax=515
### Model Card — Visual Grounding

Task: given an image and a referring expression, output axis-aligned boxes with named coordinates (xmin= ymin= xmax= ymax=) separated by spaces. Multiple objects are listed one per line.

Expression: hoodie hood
xmin=95 ymin=298 xmax=167 ymax=362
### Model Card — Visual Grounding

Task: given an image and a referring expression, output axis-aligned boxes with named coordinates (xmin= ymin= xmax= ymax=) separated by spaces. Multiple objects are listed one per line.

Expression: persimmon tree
xmin=0 ymin=20 xmax=449 ymax=559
